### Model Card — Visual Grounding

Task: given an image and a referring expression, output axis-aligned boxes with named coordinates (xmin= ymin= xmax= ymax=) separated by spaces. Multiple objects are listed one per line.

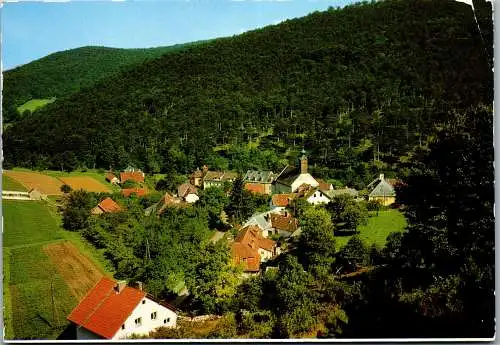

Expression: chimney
xmin=115 ymin=280 xmax=127 ymax=294
xmin=300 ymin=148 xmax=308 ymax=174
xmin=379 ymin=173 xmax=385 ymax=181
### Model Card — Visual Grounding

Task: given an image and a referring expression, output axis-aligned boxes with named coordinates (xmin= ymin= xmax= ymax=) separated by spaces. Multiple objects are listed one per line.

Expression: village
xmin=59 ymin=150 xmax=399 ymax=340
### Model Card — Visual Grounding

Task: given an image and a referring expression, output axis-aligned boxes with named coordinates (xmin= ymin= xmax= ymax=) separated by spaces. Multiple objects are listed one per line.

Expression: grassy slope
xmin=17 ymin=97 xmax=56 ymax=113
xmin=335 ymin=209 xmax=407 ymax=250
xmin=2 ymin=199 xmax=114 ymax=339
xmin=2 ymin=174 xmax=28 ymax=191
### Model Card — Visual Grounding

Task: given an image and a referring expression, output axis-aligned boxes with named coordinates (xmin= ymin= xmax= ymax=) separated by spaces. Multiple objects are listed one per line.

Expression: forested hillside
xmin=2 ymin=44 xmax=201 ymax=122
xmin=3 ymin=0 xmax=492 ymax=188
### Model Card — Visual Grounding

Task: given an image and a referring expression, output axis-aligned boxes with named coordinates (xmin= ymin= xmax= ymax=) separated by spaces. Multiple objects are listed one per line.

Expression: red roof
xmin=120 ymin=171 xmax=144 ymax=183
xmin=244 ymin=183 xmax=267 ymax=194
xmin=178 ymin=183 xmax=198 ymax=198
xmin=97 ymin=197 xmax=121 ymax=213
xmin=121 ymin=188 xmax=148 ymax=197
xmin=316 ymin=179 xmax=332 ymax=192
xmin=232 ymin=225 xmax=276 ymax=272
xmin=67 ymin=277 xmax=146 ymax=339
xmin=271 ymin=213 xmax=299 ymax=233
xmin=271 ymin=193 xmax=296 ymax=207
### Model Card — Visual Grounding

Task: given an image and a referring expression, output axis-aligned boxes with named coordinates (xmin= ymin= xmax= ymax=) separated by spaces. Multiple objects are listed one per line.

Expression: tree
xmin=326 ymin=194 xmax=368 ymax=232
xmin=225 ymin=175 xmax=254 ymax=223
xmin=297 ymin=206 xmax=336 ymax=270
xmin=337 ymin=235 xmax=370 ymax=273
xmin=197 ymin=187 xmax=229 ymax=229
xmin=60 ymin=184 xmax=72 ymax=193
xmin=62 ymin=189 xmax=95 ymax=230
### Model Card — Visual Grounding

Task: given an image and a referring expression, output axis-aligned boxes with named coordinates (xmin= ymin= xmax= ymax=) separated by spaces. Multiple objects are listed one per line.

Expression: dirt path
xmin=42 ymin=241 xmax=105 ymax=300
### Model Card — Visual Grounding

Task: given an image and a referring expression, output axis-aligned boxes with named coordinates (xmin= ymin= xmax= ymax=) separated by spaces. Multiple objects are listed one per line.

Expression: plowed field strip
xmin=42 ymin=241 xmax=105 ymax=300
xmin=4 ymin=171 xmax=63 ymax=195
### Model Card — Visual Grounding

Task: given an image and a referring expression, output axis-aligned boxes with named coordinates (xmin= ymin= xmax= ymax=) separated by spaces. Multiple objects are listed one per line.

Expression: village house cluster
xmin=77 ymin=151 xmax=398 ymax=339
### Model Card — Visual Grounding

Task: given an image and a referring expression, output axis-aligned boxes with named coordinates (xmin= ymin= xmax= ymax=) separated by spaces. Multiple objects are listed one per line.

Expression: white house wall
xmin=306 ymin=191 xmax=330 ymax=205
xmin=112 ymin=297 xmax=177 ymax=340
xmin=290 ymin=174 xmax=319 ymax=192
xmin=185 ymin=193 xmax=199 ymax=203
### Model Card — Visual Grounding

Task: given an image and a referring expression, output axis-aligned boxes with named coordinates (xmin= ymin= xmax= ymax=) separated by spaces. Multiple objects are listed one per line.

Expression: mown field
xmin=2 ymin=175 xmax=27 ymax=191
xmin=17 ymin=97 xmax=56 ymax=114
xmin=335 ymin=209 xmax=407 ymax=250
xmin=3 ymin=199 xmax=112 ymax=340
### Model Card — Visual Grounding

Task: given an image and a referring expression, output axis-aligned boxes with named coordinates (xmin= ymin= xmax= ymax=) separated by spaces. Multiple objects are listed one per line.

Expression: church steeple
xmin=300 ymin=148 xmax=308 ymax=174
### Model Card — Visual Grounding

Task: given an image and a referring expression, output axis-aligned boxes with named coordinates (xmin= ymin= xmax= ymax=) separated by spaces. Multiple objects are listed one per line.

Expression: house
xmin=67 ymin=277 xmax=178 ymax=340
xmin=231 ymin=225 xmax=276 ymax=276
xmin=243 ymin=170 xmax=276 ymax=195
xmin=270 ymin=211 xmax=299 ymax=237
xmin=367 ymin=174 xmax=396 ymax=206
xmin=91 ymin=197 xmax=122 ymax=215
xmin=121 ymin=188 xmax=148 ymax=198
xmin=243 ymin=209 xmax=283 ymax=238
xmin=105 ymin=173 xmax=120 ymax=185
xmin=189 ymin=165 xmax=209 ymax=187
xmin=271 ymin=193 xmax=297 ymax=209
xmin=303 ymin=187 xmax=331 ymax=205
xmin=273 ymin=150 xmax=319 ymax=193
xmin=177 ymin=183 xmax=199 ymax=203
xmin=203 ymin=171 xmax=238 ymax=189
xmin=120 ymin=170 xmax=145 ymax=184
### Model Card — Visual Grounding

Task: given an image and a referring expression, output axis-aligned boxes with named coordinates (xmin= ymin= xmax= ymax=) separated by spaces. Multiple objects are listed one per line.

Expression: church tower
xmin=300 ymin=148 xmax=308 ymax=174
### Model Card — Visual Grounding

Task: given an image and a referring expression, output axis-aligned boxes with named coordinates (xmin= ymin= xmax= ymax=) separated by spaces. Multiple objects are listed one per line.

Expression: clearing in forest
xmin=4 ymin=170 xmax=63 ymax=195
xmin=58 ymin=176 xmax=111 ymax=193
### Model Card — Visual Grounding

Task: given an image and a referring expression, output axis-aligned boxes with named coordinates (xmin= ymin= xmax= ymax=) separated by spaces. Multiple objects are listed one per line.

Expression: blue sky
xmin=2 ymin=0 xmax=358 ymax=70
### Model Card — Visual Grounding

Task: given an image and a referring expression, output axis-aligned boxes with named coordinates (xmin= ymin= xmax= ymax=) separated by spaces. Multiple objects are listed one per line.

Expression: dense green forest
xmin=3 ymin=0 xmax=492 ymax=188
xmin=2 ymin=43 xmax=203 ymax=122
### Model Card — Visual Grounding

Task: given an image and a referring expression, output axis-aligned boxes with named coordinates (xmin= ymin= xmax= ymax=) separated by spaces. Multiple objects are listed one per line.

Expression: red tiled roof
xmin=232 ymin=225 xmax=276 ymax=272
xmin=97 ymin=197 xmax=121 ymax=213
xmin=244 ymin=183 xmax=266 ymax=194
xmin=271 ymin=213 xmax=299 ymax=233
xmin=121 ymin=188 xmax=148 ymax=197
xmin=271 ymin=193 xmax=296 ymax=207
xmin=120 ymin=171 xmax=144 ymax=183
xmin=67 ymin=277 xmax=146 ymax=339
xmin=316 ymin=179 xmax=332 ymax=192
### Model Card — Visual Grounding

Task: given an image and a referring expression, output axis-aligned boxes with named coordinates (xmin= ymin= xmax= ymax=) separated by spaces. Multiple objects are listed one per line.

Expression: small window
xmin=151 ymin=312 xmax=157 ymax=320
xmin=142 ymin=300 xmax=146 ymax=304
xmin=135 ymin=317 xmax=142 ymax=327
xmin=167 ymin=317 xmax=170 ymax=323
xmin=164 ymin=319 xmax=167 ymax=324
xmin=121 ymin=324 xmax=125 ymax=330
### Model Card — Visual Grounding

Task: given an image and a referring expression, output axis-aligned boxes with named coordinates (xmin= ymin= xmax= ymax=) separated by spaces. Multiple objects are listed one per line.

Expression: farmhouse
xmin=203 ymin=171 xmax=238 ymax=189
xmin=367 ymin=174 xmax=397 ymax=206
xmin=120 ymin=170 xmax=145 ymax=184
xmin=91 ymin=197 xmax=122 ymax=215
xmin=105 ymin=172 xmax=120 ymax=185
xmin=68 ymin=277 xmax=178 ymax=340
xmin=243 ymin=170 xmax=277 ymax=195
xmin=177 ymin=183 xmax=199 ymax=203
xmin=303 ymin=187 xmax=331 ymax=205
xmin=273 ymin=150 xmax=319 ymax=193
xmin=231 ymin=225 xmax=276 ymax=276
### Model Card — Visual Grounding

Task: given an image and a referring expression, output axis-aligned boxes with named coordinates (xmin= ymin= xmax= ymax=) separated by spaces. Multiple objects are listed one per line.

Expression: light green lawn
xmin=2 ymin=175 xmax=28 ymax=191
xmin=17 ymin=98 xmax=56 ymax=114
xmin=335 ymin=209 xmax=407 ymax=250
